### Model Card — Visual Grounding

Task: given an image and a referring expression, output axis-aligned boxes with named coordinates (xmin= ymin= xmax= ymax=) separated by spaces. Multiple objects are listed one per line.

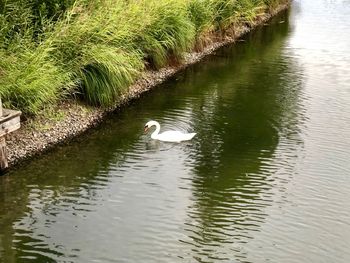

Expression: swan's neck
xmin=151 ymin=122 xmax=161 ymax=139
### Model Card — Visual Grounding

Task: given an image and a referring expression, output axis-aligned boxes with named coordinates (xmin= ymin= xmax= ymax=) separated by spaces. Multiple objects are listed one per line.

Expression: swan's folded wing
xmin=156 ymin=131 xmax=195 ymax=142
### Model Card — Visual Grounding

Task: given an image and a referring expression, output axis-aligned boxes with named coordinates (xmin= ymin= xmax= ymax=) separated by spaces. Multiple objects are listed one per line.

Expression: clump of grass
xmin=0 ymin=0 xmax=75 ymax=49
xmin=0 ymin=0 xmax=288 ymax=114
xmin=50 ymin=0 xmax=195 ymax=103
xmin=79 ymin=45 xmax=143 ymax=106
xmin=135 ymin=0 xmax=196 ymax=68
xmin=210 ymin=0 xmax=240 ymax=31
xmin=0 ymin=47 xmax=72 ymax=114
xmin=210 ymin=0 xmax=265 ymax=32
xmin=186 ymin=0 xmax=215 ymax=50
xmin=234 ymin=0 xmax=265 ymax=24
xmin=44 ymin=0 xmax=146 ymax=106
xmin=0 ymin=1 xmax=34 ymax=51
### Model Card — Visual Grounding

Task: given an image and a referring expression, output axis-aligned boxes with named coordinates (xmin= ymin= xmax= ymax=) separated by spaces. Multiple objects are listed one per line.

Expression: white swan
xmin=144 ymin=120 xmax=196 ymax=142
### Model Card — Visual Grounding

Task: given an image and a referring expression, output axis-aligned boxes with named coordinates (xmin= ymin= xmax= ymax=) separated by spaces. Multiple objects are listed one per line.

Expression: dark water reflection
xmin=1 ymin=1 xmax=350 ymax=262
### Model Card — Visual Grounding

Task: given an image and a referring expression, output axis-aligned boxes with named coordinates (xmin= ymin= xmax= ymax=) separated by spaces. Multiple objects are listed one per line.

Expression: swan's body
xmin=144 ymin=120 xmax=196 ymax=142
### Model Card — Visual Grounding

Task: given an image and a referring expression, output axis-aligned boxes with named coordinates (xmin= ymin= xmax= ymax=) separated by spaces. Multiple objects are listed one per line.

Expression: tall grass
xmin=0 ymin=47 xmax=72 ymax=114
xmin=0 ymin=0 xmax=288 ymax=114
xmin=47 ymin=0 xmax=146 ymax=106
xmin=186 ymin=0 xmax=215 ymax=50
xmin=79 ymin=45 xmax=143 ymax=106
xmin=136 ymin=0 xmax=196 ymax=68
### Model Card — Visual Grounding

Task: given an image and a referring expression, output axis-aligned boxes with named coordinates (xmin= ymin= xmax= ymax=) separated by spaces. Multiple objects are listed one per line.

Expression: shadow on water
xmin=0 ymin=124 xmax=139 ymax=262
xmin=177 ymin=10 xmax=306 ymax=262
xmin=0 ymin=8 xmax=307 ymax=263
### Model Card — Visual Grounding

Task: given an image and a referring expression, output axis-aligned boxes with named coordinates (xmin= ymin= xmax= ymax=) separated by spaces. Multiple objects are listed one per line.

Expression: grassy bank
xmin=0 ymin=0 xmax=288 ymax=115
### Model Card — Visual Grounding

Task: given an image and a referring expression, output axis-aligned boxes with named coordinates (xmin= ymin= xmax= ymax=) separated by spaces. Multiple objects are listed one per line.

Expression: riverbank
xmin=5 ymin=1 xmax=290 ymax=167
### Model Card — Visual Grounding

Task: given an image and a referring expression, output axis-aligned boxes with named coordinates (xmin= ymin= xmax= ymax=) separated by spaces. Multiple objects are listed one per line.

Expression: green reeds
xmin=186 ymin=0 xmax=215 ymax=50
xmin=0 ymin=47 xmax=72 ymax=114
xmin=0 ymin=0 xmax=287 ymax=114
xmin=46 ymin=0 xmax=146 ymax=106
xmin=136 ymin=0 xmax=196 ymax=68
xmin=79 ymin=45 xmax=143 ymax=106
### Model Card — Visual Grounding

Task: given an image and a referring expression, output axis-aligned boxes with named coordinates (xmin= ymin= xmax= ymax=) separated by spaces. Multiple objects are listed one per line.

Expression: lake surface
xmin=1 ymin=0 xmax=350 ymax=262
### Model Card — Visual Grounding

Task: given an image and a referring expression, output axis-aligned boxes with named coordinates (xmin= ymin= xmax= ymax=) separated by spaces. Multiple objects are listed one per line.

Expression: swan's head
xmin=144 ymin=120 xmax=159 ymax=132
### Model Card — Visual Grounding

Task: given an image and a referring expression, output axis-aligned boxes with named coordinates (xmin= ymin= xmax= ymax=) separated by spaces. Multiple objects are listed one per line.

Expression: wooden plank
xmin=0 ymin=115 xmax=21 ymax=137
xmin=0 ymin=109 xmax=21 ymax=124
xmin=0 ymin=106 xmax=21 ymax=172
xmin=0 ymin=137 xmax=8 ymax=171
xmin=0 ymin=108 xmax=21 ymax=138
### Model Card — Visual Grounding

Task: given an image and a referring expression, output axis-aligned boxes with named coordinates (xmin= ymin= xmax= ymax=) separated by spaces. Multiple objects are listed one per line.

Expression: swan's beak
xmin=144 ymin=126 xmax=149 ymax=133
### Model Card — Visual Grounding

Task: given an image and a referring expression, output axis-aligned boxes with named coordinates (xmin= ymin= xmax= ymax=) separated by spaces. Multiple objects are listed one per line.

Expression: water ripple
xmin=1 ymin=2 xmax=350 ymax=262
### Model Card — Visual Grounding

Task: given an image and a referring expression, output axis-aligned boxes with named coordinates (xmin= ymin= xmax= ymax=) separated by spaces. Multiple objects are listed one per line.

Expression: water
xmin=1 ymin=1 xmax=350 ymax=262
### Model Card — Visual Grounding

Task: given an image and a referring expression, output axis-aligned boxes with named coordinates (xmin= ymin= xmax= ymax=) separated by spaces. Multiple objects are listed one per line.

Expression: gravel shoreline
xmin=5 ymin=3 xmax=290 ymax=168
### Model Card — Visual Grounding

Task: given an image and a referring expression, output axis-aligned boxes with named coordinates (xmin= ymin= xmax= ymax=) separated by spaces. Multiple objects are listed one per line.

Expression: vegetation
xmin=0 ymin=0 xmax=288 ymax=115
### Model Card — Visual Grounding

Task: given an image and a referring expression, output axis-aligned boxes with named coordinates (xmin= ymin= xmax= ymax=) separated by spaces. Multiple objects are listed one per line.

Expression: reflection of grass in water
xmin=0 ymin=0 xmax=288 ymax=114
xmin=177 ymin=9 xmax=304 ymax=261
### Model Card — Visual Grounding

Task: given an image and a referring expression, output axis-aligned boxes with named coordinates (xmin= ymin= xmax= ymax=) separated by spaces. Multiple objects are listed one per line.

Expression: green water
xmin=1 ymin=1 xmax=350 ymax=262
